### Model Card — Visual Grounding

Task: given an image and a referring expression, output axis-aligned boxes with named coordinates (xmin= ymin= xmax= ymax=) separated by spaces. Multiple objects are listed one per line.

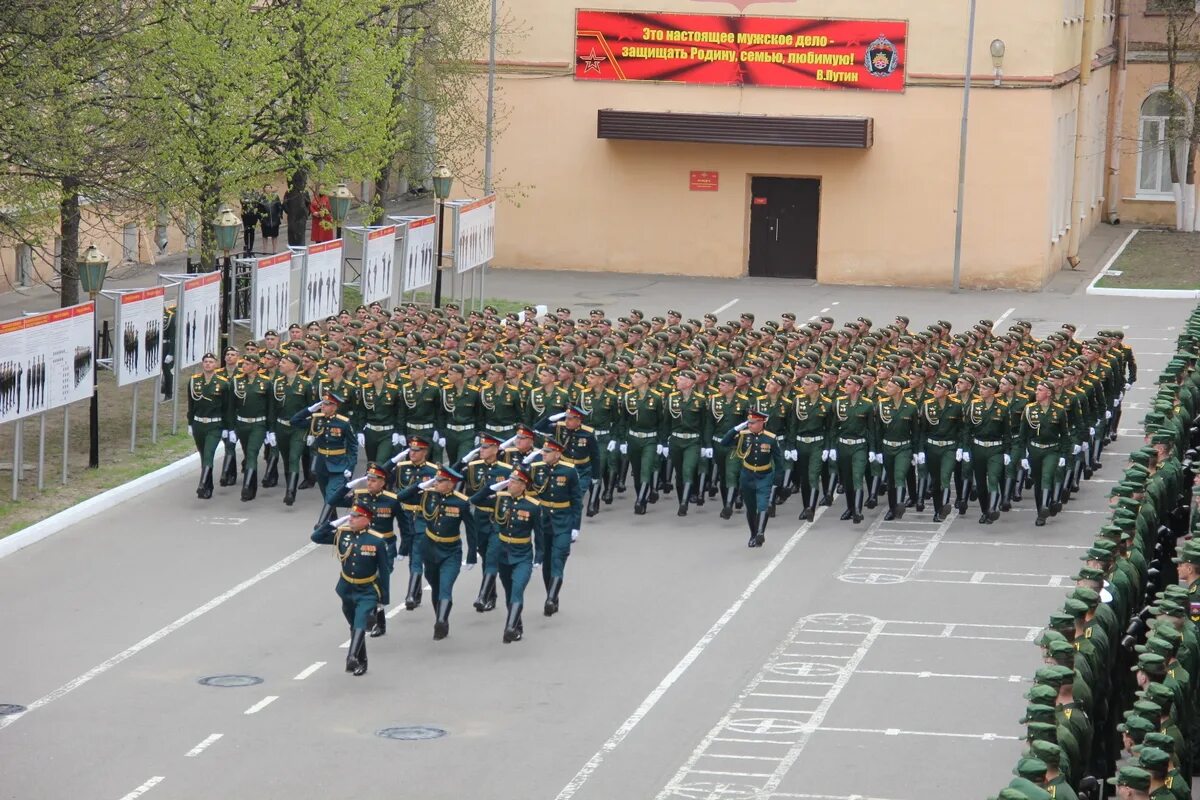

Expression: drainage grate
xmin=0 ymin=704 xmax=27 ymax=716
xmin=197 ymin=675 xmax=264 ymax=688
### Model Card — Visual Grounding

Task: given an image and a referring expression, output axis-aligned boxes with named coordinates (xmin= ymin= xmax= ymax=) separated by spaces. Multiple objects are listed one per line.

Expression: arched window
xmin=1137 ymin=90 xmax=1190 ymax=196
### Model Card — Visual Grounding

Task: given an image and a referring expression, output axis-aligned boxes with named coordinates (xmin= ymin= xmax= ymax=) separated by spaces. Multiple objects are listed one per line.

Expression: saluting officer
xmin=391 ymin=436 xmax=439 ymax=610
xmin=230 ymin=353 xmax=275 ymax=501
xmin=469 ymin=467 xmax=544 ymax=643
xmin=461 ymin=434 xmax=513 ymax=614
xmin=339 ymin=462 xmax=402 ymax=637
xmin=527 ymin=438 xmax=582 ymax=616
xmin=310 ymin=502 xmax=388 ymax=676
xmin=875 ymin=375 xmax=919 ymax=521
xmin=291 ymin=390 xmax=358 ymax=527
xmin=536 ymin=406 xmax=599 ymax=535
xmin=720 ymin=409 xmax=784 ymax=548
xmin=187 ymin=352 xmax=231 ymax=499
xmin=396 ymin=466 xmax=477 ymax=640
xmin=1020 ymin=379 xmax=1070 ymax=526
xmin=272 ymin=352 xmax=314 ymax=505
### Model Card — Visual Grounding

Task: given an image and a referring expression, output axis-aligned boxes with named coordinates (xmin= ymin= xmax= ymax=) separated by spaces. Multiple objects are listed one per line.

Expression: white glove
xmin=306 ymin=435 xmax=316 ymax=446
xmin=227 ymin=430 xmax=238 ymax=444
xmin=828 ymin=449 xmax=837 ymax=462
xmin=523 ymin=451 xmax=538 ymax=464
xmin=962 ymin=451 xmax=971 ymax=463
xmin=357 ymin=433 xmax=366 ymax=448
xmin=1072 ymin=444 xmax=1082 ymax=455
xmin=533 ymin=560 xmax=542 ymax=568
xmin=307 ymin=401 xmax=322 ymax=412
xmin=164 ymin=354 xmax=173 ymax=365
xmin=266 ymin=432 xmax=277 ymax=447
xmin=1003 ymin=454 xmax=1011 ymax=466
xmin=463 ymin=561 xmax=475 ymax=571
xmin=419 ymin=477 xmax=438 ymax=489
xmin=1020 ymin=458 xmax=1030 ymax=471
xmin=1105 ymin=411 xmax=1112 ymax=420
xmin=701 ymin=447 xmax=713 ymax=459
xmin=619 ymin=443 xmax=628 ymax=455
xmin=876 ymin=453 xmax=885 ymax=464
xmin=788 ymin=450 xmax=798 ymax=462
xmin=607 ymin=440 xmax=617 ymax=452
xmin=438 ymin=434 xmax=447 ymax=447
xmin=917 ymin=452 xmax=926 ymax=465
xmin=867 ymin=451 xmax=876 ymax=463
xmin=330 ymin=514 xmax=351 ymax=527
xmin=549 ymin=411 xmax=567 ymax=422
xmin=820 ymin=449 xmax=829 ymax=462
xmin=473 ymin=435 xmax=481 ymax=446
xmin=392 ymin=433 xmax=402 ymax=446
xmin=571 ymin=528 xmax=579 ymax=543
xmin=955 ymin=448 xmax=963 ymax=462
xmin=1089 ymin=427 xmax=1096 ymax=437
xmin=734 ymin=421 xmax=749 ymax=431
xmin=657 ymin=444 xmax=668 ymax=457
xmin=911 ymin=454 xmax=920 ymax=466
xmin=490 ymin=479 xmax=511 ymax=491
xmin=343 ymin=469 xmax=353 ymax=479
xmin=187 ymin=425 xmax=193 ymax=437
xmin=1058 ymin=457 xmax=1067 ymax=467
xmin=1123 ymin=383 xmax=1131 ymax=392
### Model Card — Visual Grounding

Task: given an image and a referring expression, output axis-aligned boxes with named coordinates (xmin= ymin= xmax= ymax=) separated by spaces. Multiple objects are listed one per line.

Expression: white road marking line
xmin=385 ymin=605 xmax=405 ymax=618
xmin=837 ymin=507 xmax=956 ymax=584
xmin=940 ymin=540 xmax=1079 ymax=549
xmin=118 ymin=777 xmax=164 ymax=799
xmin=820 ymin=307 xmax=831 ymax=313
xmin=856 ymin=669 xmax=1010 ymax=681
xmin=702 ymin=753 xmax=785 ymax=761
xmin=710 ymin=299 xmax=739 ymax=315
xmin=995 ymin=307 xmax=1016 ymax=327
xmin=184 ymin=733 xmax=223 ymax=757
xmin=552 ymin=508 xmax=828 ymax=800
xmin=880 ymin=631 xmax=1041 ymax=642
xmin=817 ymin=725 xmax=1020 ymax=741
xmin=293 ymin=662 xmax=326 ymax=681
xmin=0 ymin=543 xmax=318 ymax=733
xmin=243 ymin=695 xmax=279 ymax=715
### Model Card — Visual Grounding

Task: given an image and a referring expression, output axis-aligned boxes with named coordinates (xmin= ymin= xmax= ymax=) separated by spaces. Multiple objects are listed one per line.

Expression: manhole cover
xmin=0 ymin=704 xmax=27 ymax=716
xmin=376 ymin=725 xmax=447 ymax=741
xmin=198 ymin=674 xmax=263 ymax=688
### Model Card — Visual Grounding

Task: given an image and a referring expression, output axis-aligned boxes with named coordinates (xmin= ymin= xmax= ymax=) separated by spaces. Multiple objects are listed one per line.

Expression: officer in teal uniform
xmin=338 ymin=462 xmax=402 ymax=637
xmin=396 ymin=466 xmax=478 ymax=640
xmin=291 ymin=390 xmax=358 ymax=527
xmin=388 ymin=436 xmax=439 ymax=610
xmin=527 ymin=437 xmax=582 ymax=616
xmin=535 ymin=406 xmax=599 ymax=535
xmin=720 ymin=409 xmax=785 ymax=548
xmin=470 ymin=467 xmax=544 ymax=642
xmin=459 ymin=434 xmax=513 ymax=613
xmin=311 ymin=502 xmax=388 ymax=676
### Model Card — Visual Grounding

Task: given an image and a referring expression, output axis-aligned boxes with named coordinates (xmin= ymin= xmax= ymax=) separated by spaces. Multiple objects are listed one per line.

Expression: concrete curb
xmin=0 ymin=452 xmax=200 ymax=561
xmin=1085 ymin=229 xmax=1200 ymax=298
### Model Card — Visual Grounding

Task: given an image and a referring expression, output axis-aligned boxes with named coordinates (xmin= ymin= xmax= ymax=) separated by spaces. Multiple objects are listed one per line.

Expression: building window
xmin=1137 ymin=91 xmax=1190 ymax=197
xmin=16 ymin=243 xmax=32 ymax=286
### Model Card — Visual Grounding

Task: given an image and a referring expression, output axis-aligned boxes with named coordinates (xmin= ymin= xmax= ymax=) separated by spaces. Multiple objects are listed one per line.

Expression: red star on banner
xmin=579 ymin=47 xmax=607 ymax=74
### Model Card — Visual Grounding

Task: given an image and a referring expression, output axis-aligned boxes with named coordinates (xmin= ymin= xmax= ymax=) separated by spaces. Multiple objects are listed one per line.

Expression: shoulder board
xmin=1052 ymin=403 xmax=1065 ymax=409
xmin=335 ymin=414 xmax=350 ymax=422
xmin=923 ymin=397 xmax=935 ymax=404
xmin=763 ymin=430 xmax=777 ymax=438
xmin=401 ymin=381 xmax=414 ymax=388
xmin=381 ymin=491 xmax=397 ymax=499
xmin=581 ymin=424 xmax=594 ymax=433
xmin=298 ymin=375 xmax=311 ymax=383
xmin=352 ymin=488 xmax=368 ymax=498
xmin=604 ymin=388 xmax=618 ymax=396
xmin=997 ymin=399 xmax=1008 ymax=407
xmin=468 ymin=459 xmax=485 ymax=466
xmin=216 ymin=376 xmax=229 ymax=383
xmin=669 ymin=391 xmax=679 ymax=396
xmin=650 ymin=389 xmax=663 ymax=396
xmin=397 ymin=460 xmax=413 ymax=467
xmin=386 ymin=382 xmax=398 ymax=389
xmin=494 ymin=461 xmax=513 ymax=472
xmin=452 ymin=491 xmax=470 ymax=501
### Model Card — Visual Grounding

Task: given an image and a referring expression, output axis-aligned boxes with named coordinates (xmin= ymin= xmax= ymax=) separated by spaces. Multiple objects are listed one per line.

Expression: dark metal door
xmin=748 ymin=177 xmax=820 ymax=279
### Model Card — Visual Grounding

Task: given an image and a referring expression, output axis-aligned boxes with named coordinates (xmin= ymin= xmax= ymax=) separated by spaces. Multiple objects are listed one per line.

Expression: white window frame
xmin=1135 ymin=88 xmax=1191 ymax=200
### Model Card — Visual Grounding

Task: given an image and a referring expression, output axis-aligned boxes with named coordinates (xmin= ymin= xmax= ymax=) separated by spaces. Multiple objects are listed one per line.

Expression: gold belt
xmin=401 ymin=503 xmax=420 ymax=511
xmin=425 ymin=531 xmax=461 ymax=543
xmin=561 ymin=456 xmax=590 ymax=466
xmin=318 ymin=448 xmax=346 ymax=456
xmin=499 ymin=534 xmax=532 ymax=544
xmin=541 ymin=500 xmax=570 ymax=509
xmin=341 ymin=572 xmax=377 ymax=585
xmin=742 ymin=462 xmax=772 ymax=472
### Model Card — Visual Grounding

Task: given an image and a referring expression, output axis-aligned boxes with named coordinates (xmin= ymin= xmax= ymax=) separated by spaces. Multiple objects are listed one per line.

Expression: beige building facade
xmin=470 ymin=0 xmax=1120 ymax=289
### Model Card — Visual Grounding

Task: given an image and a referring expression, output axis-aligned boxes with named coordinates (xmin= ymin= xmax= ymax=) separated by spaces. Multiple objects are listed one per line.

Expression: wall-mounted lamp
xmin=990 ymin=39 xmax=1006 ymax=87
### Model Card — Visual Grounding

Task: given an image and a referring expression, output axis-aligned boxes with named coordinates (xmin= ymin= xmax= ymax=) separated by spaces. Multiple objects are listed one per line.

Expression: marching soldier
xmin=921 ymin=377 xmax=965 ymax=523
xmin=391 ymin=436 xmax=439 ymax=610
xmin=579 ymin=367 xmax=621 ymax=513
xmin=535 ymin=407 xmax=599 ymax=534
xmin=719 ymin=410 xmax=783 ymax=547
xmin=230 ymin=353 xmax=274 ymax=501
xmin=310 ymin=502 xmax=388 ymax=676
xmin=271 ymin=352 xmax=315 ymax=505
xmin=440 ymin=363 xmax=482 ymax=464
xmin=338 ymin=462 xmax=403 ymax=637
xmin=396 ymin=465 xmax=478 ymax=640
xmin=187 ymin=352 xmax=231 ymax=499
xmin=622 ymin=367 xmax=667 ymax=515
xmin=711 ymin=373 xmax=752 ymax=520
xmin=965 ymin=376 xmax=1010 ymax=524
xmin=874 ymin=375 xmax=919 ymax=521
xmin=831 ymin=375 xmax=876 ymax=524
xmin=399 ymin=361 xmax=440 ymax=460
xmin=786 ymin=373 xmax=832 ymax=521
xmin=291 ymin=390 xmax=358 ymax=527
xmin=665 ymin=370 xmax=709 ymax=516
xmin=356 ymin=361 xmax=401 ymax=467
xmin=469 ymin=467 xmax=544 ymax=642
xmin=1019 ymin=379 xmax=1070 ymax=526
xmin=217 ymin=346 xmax=242 ymax=487
xmin=527 ymin=438 xmax=581 ymax=615
xmin=480 ymin=363 xmax=523 ymax=444
xmin=461 ymin=434 xmax=513 ymax=614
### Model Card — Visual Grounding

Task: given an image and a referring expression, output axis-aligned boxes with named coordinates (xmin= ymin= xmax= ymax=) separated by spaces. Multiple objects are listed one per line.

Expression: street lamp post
xmin=78 ymin=244 xmax=109 ymax=468
xmin=330 ymin=182 xmax=353 ymax=240
xmin=213 ymin=206 xmax=241 ymax=353
xmin=431 ymin=165 xmax=453 ymax=309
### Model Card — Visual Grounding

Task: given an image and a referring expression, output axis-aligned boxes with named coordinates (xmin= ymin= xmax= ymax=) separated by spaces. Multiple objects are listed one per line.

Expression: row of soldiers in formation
xmin=993 ymin=305 xmax=1200 ymax=800
xmin=186 ymin=304 xmax=1135 ymax=549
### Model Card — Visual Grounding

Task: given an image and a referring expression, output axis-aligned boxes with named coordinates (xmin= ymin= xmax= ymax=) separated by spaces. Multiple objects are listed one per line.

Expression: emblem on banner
xmin=865 ymin=35 xmax=899 ymax=78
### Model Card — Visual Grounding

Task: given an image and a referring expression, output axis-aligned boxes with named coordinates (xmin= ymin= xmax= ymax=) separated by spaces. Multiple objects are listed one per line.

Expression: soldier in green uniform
xmin=720 ymin=410 xmax=784 ymax=548
xmin=470 ymin=467 xmax=544 ymax=642
xmin=356 ymin=361 xmax=401 ymax=468
xmin=920 ymin=377 xmax=963 ymax=522
xmin=439 ymin=363 xmax=482 ymax=464
xmin=390 ymin=436 xmax=439 ymax=610
xmin=621 ymin=367 xmax=667 ymax=515
xmin=784 ymin=373 xmax=831 ymax=521
xmin=217 ymin=346 xmax=243 ymax=487
xmin=579 ymin=367 xmax=621 ymax=513
xmin=230 ymin=353 xmax=274 ymax=501
xmin=399 ymin=361 xmax=441 ymax=460
xmin=460 ymin=434 xmax=513 ymax=614
xmin=396 ymin=465 xmax=477 ymax=640
xmin=480 ymin=362 xmax=523 ymax=444
xmin=1000 ymin=372 xmax=1031 ymax=510
xmin=271 ymin=353 xmax=314 ymax=505
xmin=966 ymin=376 xmax=1011 ymax=524
xmin=187 ymin=353 xmax=231 ymax=499
xmin=666 ymin=369 xmax=709 ymax=517
xmin=711 ymin=373 xmax=752 ymax=520
xmin=1020 ymin=379 xmax=1071 ymax=526
xmin=831 ymin=375 xmax=876 ymax=524
xmin=526 ymin=438 xmax=582 ymax=615
xmin=875 ymin=376 xmax=920 ymax=521
xmin=526 ymin=364 xmax=569 ymax=428
xmin=310 ymin=502 xmax=388 ymax=676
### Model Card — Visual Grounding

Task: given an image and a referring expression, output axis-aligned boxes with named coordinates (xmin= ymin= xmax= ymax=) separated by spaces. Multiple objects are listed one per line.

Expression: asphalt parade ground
xmin=0 ymin=271 xmax=1189 ymax=800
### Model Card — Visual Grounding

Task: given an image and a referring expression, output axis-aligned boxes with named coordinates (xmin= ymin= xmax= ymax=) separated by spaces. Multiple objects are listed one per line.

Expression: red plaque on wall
xmin=690 ymin=171 xmax=719 ymax=191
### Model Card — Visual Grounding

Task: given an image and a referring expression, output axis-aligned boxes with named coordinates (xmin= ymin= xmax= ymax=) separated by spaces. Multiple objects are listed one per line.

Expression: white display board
xmin=303 ymin=239 xmax=342 ymax=323
xmin=179 ymin=272 xmax=221 ymax=367
xmin=0 ymin=302 xmax=95 ymax=424
xmin=452 ymin=195 xmax=496 ymax=274
xmin=400 ymin=215 xmax=436 ymax=292
xmin=361 ymin=226 xmax=396 ymax=306
xmin=253 ymin=251 xmax=291 ymax=339
xmin=117 ymin=287 xmax=165 ymax=387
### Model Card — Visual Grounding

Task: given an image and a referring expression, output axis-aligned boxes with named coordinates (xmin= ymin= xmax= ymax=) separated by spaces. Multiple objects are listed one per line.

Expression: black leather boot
xmin=298 ymin=452 xmax=316 ymax=489
xmin=474 ymin=573 xmax=497 ymax=612
xmin=840 ymin=484 xmax=855 ymax=521
xmin=884 ymin=487 xmax=898 ymax=521
xmin=1034 ymin=488 xmax=1047 ymax=527
xmin=346 ymin=628 xmax=367 ymax=675
xmin=241 ymin=468 xmax=258 ymax=502
xmin=369 ymin=605 xmax=387 ymax=637
xmin=677 ymin=481 xmax=691 ymax=517
xmin=503 ymin=603 xmax=524 ymax=643
xmin=261 ymin=447 xmax=279 ymax=488
xmin=719 ymin=487 xmax=733 ymax=520
xmin=219 ymin=450 xmax=238 ymax=486
xmin=852 ymin=489 xmax=864 ymax=524
xmin=433 ymin=600 xmax=452 ymax=640
xmin=283 ymin=471 xmax=299 ymax=506
xmin=755 ymin=511 xmax=768 ymax=548
xmin=746 ymin=508 xmax=759 ymax=548
xmin=404 ymin=573 xmax=423 ymax=610
xmin=544 ymin=577 xmax=562 ymax=616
